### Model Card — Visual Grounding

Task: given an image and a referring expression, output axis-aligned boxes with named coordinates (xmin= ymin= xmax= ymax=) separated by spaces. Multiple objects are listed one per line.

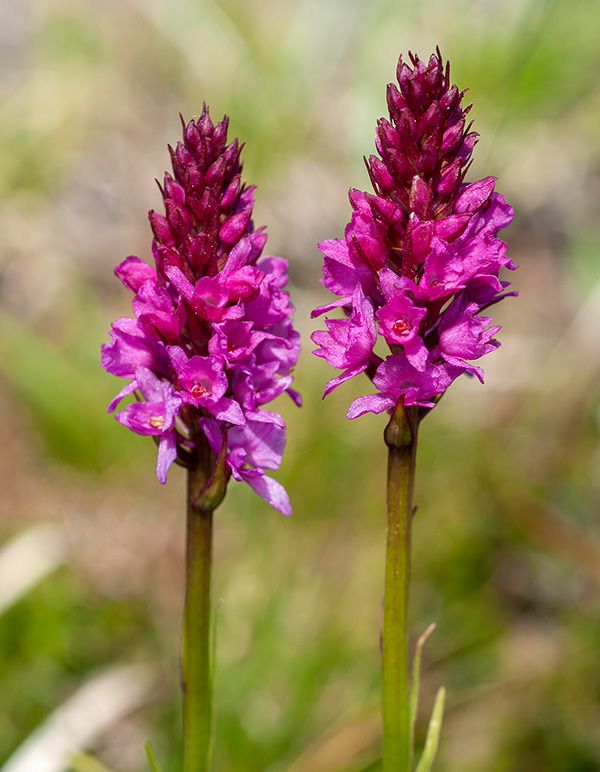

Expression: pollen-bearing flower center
xmin=149 ymin=415 xmax=165 ymax=430
xmin=392 ymin=316 xmax=412 ymax=337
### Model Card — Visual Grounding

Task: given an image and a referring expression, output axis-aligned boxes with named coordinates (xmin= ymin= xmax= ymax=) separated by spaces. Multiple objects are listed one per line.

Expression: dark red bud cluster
xmin=149 ymin=107 xmax=251 ymax=283
xmin=363 ymin=49 xmax=479 ymax=277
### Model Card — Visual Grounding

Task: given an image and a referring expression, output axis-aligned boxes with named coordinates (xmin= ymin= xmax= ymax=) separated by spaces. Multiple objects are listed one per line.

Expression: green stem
xmin=182 ymin=437 xmax=215 ymax=772
xmin=381 ymin=400 xmax=419 ymax=772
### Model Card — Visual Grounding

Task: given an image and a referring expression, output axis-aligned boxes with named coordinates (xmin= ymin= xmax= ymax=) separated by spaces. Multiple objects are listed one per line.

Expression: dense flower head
xmin=102 ymin=108 xmax=300 ymax=514
xmin=312 ymin=49 xmax=516 ymax=417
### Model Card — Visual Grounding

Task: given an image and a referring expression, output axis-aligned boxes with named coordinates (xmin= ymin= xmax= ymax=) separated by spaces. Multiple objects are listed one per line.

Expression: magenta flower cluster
xmin=101 ymin=108 xmax=300 ymax=514
xmin=312 ymin=50 xmax=516 ymax=417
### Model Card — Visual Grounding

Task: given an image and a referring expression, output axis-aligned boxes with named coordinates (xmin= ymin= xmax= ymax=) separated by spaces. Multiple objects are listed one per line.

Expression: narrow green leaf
xmin=409 ymin=623 xmax=436 ymax=748
xmin=145 ymin=741 xmax=165 ymax=772
xmin=414 ymin=687 xmax=446 ymax=772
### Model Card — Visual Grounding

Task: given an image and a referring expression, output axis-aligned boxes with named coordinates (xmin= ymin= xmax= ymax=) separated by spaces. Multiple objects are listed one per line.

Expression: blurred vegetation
xmin=1 ymin=0 xmax=600 ymax=770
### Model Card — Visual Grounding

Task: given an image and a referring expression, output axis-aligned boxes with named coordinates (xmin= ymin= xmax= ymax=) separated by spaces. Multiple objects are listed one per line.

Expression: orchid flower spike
xmin=312 ymin=49 xmax=516 ymax=418
xmin=102 ymin=108 xmax=301 ymax=514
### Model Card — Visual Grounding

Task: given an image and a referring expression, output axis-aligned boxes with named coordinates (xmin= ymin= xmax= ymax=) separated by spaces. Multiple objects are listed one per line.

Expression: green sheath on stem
xmin=381 ymin=400 xmax=419 ymax=772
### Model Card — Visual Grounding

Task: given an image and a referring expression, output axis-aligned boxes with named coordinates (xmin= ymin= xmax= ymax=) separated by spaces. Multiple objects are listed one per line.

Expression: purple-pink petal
xmin=168 ymin=347 xmax=228 ymax=406
xmin=115 ymin=256 xmax=158 ymax=293
xmin=311 ymin=284 xmax=377 ymax=377
xmin=237 ymin=471 xmax=292 ymax=516
xmin=156 ymin=430 xmax=178 ymax=484
xmin=347 ymin=392 xmax=396 ymax=419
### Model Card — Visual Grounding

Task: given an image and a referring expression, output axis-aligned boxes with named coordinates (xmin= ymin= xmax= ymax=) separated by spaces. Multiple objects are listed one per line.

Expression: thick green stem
xmin=182 ymin=438 xmax=215 ymax=772
xmin=381 ymin=400 xmax=419 ymax=772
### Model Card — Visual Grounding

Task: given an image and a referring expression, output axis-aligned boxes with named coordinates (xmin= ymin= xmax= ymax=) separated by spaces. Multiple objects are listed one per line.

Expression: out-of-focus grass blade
xmin=0 ymin=307 xmax=140 ymax=473
xmin=144 ymin=742 xmax=165 ymax=772
xmin=0 ymin=664 xmax=157 ymax=772
xmin=207 ymin=599 xmax=223 ymax=771
xmin=354 ymin=760 xmax=381 ymax=772
xmin=414 ymin=687 xmax=446 ymax=772
xmin=283 ymin=710 xmax=380 ymax=772
xmin=0 ymin=524 xmax=65 ymax=616
xmin=69 ymin=751 xmax=117 ymax=772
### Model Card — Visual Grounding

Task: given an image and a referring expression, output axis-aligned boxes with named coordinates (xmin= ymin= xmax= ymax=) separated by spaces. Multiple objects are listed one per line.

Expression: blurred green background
xmin=1 ymin=0 xmax=600 ymax=770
